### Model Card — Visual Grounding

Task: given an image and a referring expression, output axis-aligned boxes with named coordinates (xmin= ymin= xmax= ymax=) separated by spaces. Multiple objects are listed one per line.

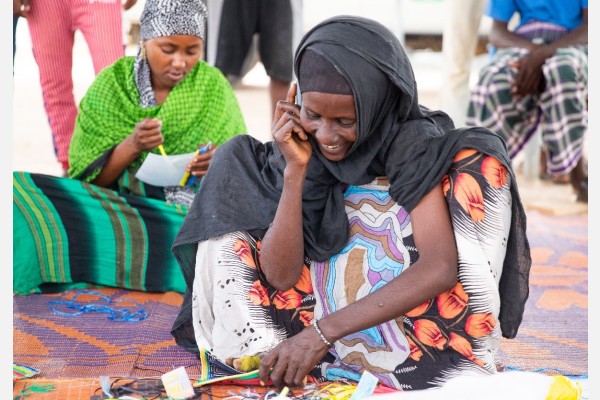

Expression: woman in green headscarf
xmin=13 ymin=0 xmax=247 ymax=295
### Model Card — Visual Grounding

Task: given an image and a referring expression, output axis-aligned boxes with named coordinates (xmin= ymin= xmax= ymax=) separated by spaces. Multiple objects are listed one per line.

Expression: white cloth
xmin=191 ymin=232 xmax=286 ymax=361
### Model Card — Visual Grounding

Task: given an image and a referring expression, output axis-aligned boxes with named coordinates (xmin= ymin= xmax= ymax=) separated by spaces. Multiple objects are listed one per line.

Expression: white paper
xmin=135 ymin=152 xmax=196 ymax=187
xmin=161 ymin=366 xmax=195 ymax=399
xmin=350 ymin=370 xmax=379 ymax=400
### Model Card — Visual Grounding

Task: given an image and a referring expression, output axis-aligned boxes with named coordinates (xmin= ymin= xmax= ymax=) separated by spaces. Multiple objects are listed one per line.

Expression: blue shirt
xmin=487 ymin=0 xmax=587 ymax=31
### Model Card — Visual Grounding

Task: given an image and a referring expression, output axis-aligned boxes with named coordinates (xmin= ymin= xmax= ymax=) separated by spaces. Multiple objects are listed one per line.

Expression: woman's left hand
xmin=185 ymin=144 xmax=217 ymax=176
xmin=258 ymin=324 xmax=331 ymax=389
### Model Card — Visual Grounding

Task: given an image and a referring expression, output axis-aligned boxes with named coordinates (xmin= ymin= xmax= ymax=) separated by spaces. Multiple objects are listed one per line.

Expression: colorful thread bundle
xmin=13 ymin=383 xmax=55 ymax=399
xmin=48 ymin=290 xmax=147 ymax=322
xmin=13 ymin=363 xmax=40 ymax=381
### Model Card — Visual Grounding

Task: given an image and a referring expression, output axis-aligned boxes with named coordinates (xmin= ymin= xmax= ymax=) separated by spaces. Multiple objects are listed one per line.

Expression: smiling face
xmin=299 ymin=91 xmax=358 ymax=161
xmin=145 ymin=35 xmax=204 ymax=91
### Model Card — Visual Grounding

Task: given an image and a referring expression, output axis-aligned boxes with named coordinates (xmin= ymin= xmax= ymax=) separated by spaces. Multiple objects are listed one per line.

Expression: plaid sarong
xmin=466 ymin=24 xmax=588 ymax=175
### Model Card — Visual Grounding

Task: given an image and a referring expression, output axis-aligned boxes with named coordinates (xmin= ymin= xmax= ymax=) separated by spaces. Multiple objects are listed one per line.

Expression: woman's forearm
xmin=91 ymin=138 xmax=141 ymax=187
xmin=316 ymin=257 xmax=457 ymax=343
xmin=317 ymin=183 xmax=458 ymax=344
xmin=260 ymin=166 xmax=308 ymax=291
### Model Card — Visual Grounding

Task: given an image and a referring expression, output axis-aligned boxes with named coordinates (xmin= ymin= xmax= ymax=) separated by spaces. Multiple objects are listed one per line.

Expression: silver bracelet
xmin=311 ymin=319 xmax=333 ymax=347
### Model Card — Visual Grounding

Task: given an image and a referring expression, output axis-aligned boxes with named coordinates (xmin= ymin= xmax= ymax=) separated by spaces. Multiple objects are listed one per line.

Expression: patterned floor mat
xmin=14 ymin=290 xmax=201 ymax=379
xmin=496 ymin=210 xmax=587 ymax=375
xmin=13 ymin=210 xmax=588 ymax=399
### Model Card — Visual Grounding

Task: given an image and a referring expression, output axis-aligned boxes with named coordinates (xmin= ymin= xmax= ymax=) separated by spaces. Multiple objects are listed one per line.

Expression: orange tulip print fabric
xmin=190 ymin=231 xmax=315 ymax=364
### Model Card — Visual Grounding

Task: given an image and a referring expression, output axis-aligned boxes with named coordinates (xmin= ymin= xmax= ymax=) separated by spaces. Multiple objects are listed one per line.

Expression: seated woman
xmin=170 ymin=16 xmax=531 ymax=390
xmin=13 ymin=0 xmax=246 ymax=295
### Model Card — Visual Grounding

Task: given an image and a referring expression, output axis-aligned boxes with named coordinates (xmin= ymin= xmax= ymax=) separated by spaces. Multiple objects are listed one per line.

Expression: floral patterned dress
xmin=190 ymin=150 xmax=512 ymax=390
xmin=191 ymin=233 xmax=315 ymax=363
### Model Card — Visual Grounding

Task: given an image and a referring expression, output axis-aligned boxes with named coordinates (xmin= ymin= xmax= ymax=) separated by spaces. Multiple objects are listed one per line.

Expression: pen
xmin=179 ymin=142 xmax=212 ymax=187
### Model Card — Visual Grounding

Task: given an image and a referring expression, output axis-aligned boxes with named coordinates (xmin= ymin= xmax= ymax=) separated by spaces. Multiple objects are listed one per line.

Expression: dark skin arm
xmin=489 ymin=8 xmax=587 ymax=97
xmin=258 ymin=87 xmax=458 ymax=389
xmin=183 ymin=145 xmax=218 ymax=178
xmin=260 ymin=83 xmax=312 ymax=290
xmin=92 ymin=117 xmax=215 ymax=187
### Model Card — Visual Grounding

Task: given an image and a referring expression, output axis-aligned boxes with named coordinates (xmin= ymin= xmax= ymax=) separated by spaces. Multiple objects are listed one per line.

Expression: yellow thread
xmin=158 ymin=144 xmax=167 ymax=157
xmin=238 ymin=355 xmax=262 ymax=372
xmin=316 ymin=383 xmax=357 ymax=400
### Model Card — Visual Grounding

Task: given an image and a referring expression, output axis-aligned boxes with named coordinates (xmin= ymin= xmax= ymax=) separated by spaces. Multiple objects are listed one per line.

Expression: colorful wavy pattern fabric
xmin=311 ymin=150 xmax=514 ymax=390
xmin=13 ymin=172 xmax=188 ymax=294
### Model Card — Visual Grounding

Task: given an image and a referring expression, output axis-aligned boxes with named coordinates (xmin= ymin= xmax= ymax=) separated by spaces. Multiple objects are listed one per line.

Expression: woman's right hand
xmin=91 ymin=118 xmax=163 ymax=187
xmin=272 ymin=83 xmax=312 ymax=170
xmin=127 ymin=118 xmax=165 ymax=155
xmin=258 ymin=323 xmax=332 ymax=389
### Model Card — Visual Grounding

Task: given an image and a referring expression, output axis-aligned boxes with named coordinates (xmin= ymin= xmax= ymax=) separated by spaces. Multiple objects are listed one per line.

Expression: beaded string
xmin=311 ymin=319 xmax=333 ymax=347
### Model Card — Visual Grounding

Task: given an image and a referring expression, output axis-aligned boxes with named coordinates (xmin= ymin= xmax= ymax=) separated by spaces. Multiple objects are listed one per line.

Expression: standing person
xmin=24 ymin=0 xmax=137 ymax=176
xmin=13 ymin=0 xmax=247 ymax=296
xmin=212 ymin=0 xmax=297 ymax=118
xmin=439 ymin=0 xmax=486 ymax=127
xmin=466 ymin=0 xmax=588 ymax=202
xmin=170 ymin=16 xmax=531 ymax=390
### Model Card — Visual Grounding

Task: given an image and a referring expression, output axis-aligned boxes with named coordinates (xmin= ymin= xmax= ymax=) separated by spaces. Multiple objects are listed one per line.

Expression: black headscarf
xmin=171 ymin=16 xmax=531 ymax=348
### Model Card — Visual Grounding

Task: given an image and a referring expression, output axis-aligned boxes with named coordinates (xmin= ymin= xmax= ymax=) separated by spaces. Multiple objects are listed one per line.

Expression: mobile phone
xmin=295 ymin=82 xmax=302 ymax=106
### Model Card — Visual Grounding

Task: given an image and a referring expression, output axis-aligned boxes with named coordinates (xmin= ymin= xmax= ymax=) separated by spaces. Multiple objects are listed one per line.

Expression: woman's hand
xmin=186 ymin=144 xmax=217 ymax=177
xmin=272 ymin=83 xmax=312 ymax=171
xmin=91 ymin=118 xmax=162 ymax=187
xmin=258 ymin=324 xmax=331 ymax=389
xmin=127 ymin=118 xmax=165 ymax=155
